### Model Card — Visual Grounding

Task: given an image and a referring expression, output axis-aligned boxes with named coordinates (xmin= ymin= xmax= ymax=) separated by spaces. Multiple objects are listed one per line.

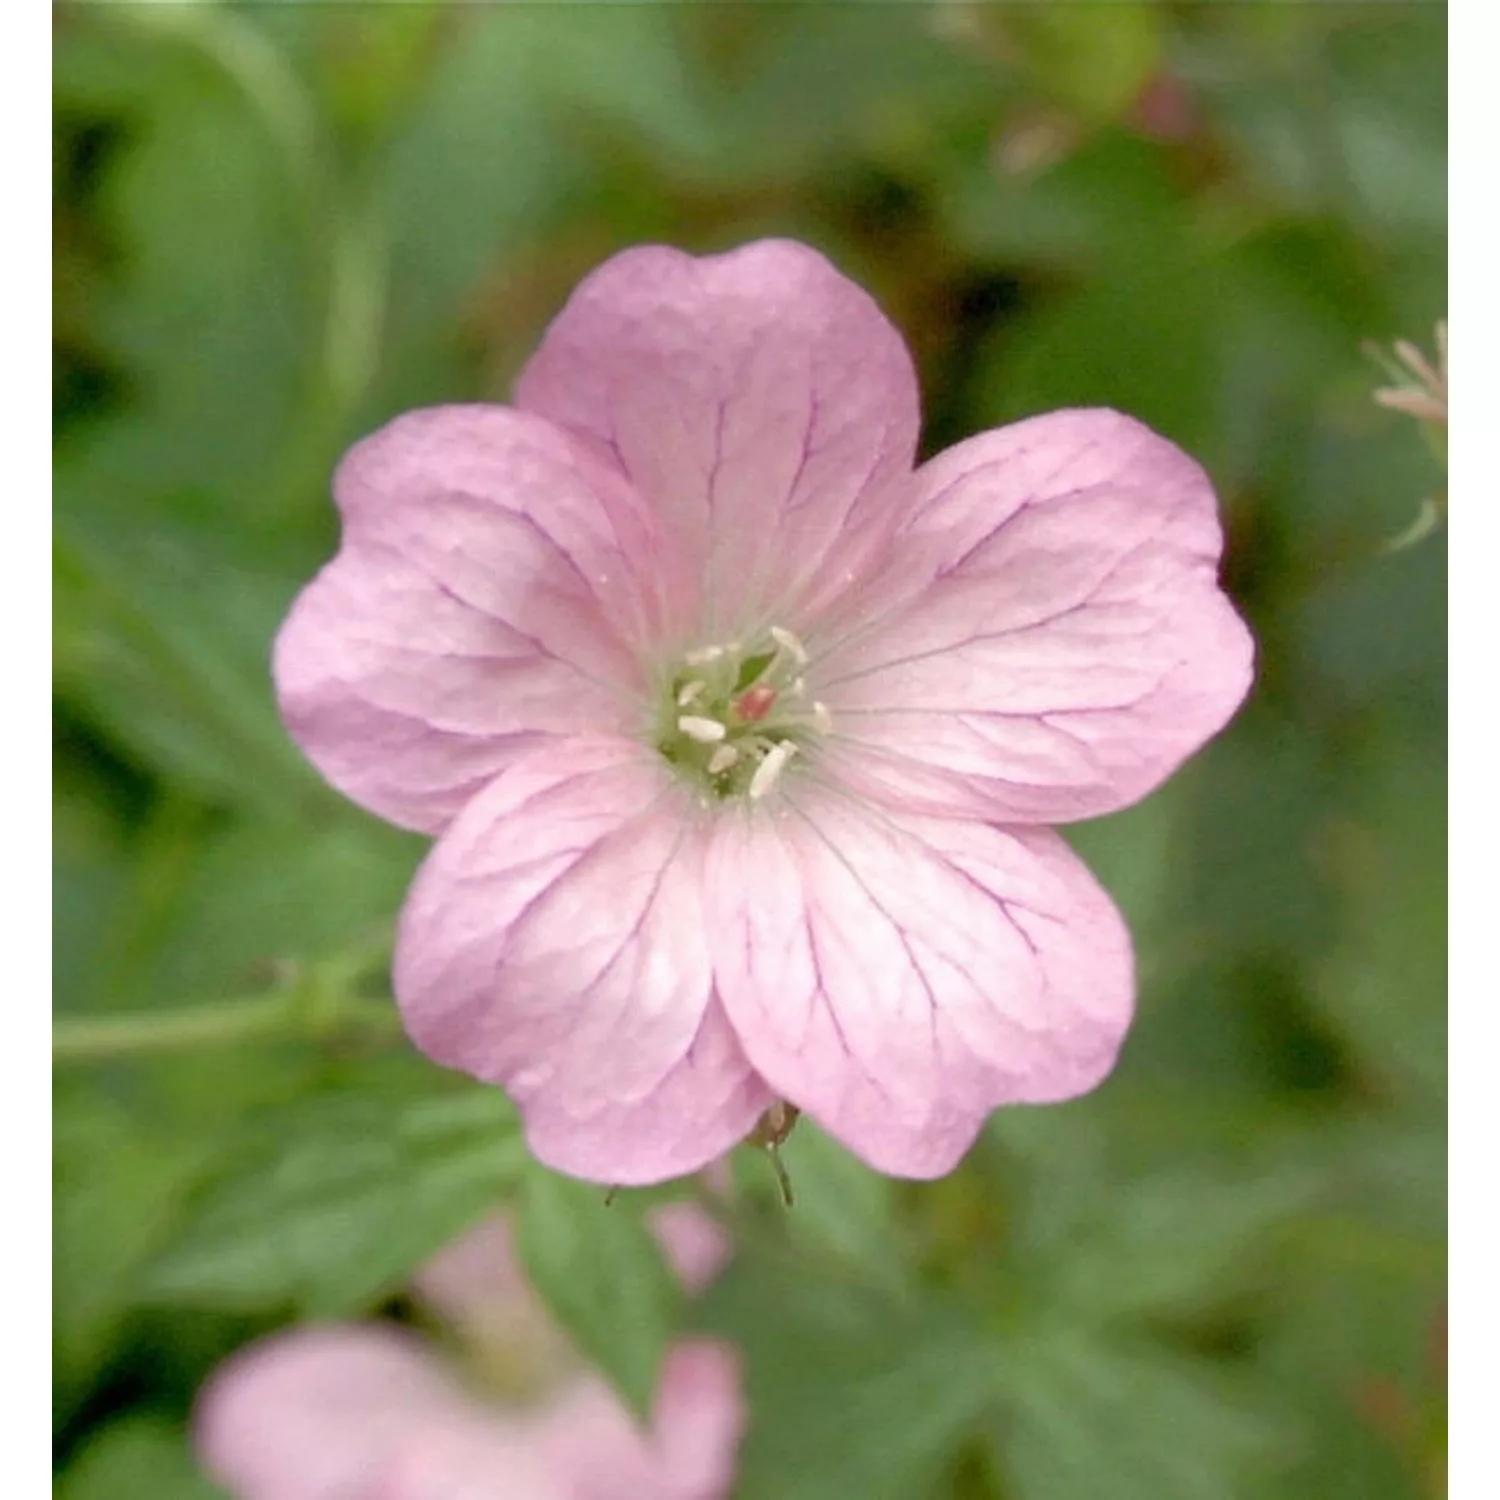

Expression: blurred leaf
xmin=57 ymin=1416 xmax=224 ymax=1500
xmin=1297 ymin=540 xmax=1446 ymax=717
xmin=941 ymin=128 xmax=1185 ymax=273
xmin=1042 ymin=1169 xmax=1318 ymax=1325
xmin=53 ymin=774 xmax=133 ymax=1015
xmin=1308 ymin=731 xmax=1445 ymax=1108
xmin=766 ymin=1122 xmax=904 ymax=1284
xmin=992 ymin=1104 xmax=1320 ymax=1325
xmin=974 ymin=244 xmax=1229 ymax=458
xmin=697 ymin=3 xmax=997 ymax=183
xmin=1179 ymin=6 xmax=1445 ymax=242
xmin=54 ymin=11 xmax=321 ymax=534
xmin=54 ymin=1095 xmax=207 ymax=1403
xmin=373 ymin=10 xmax=583 ymax=358
xmin=1250 ymin=1233 xmax=1441 ymax=1500
xmin=141 ymin=1079 xmax=526 ymax=1317
xmin=132 ymin=813 xmax=420 ymax=1011
xmin=701 ymin=1246 xmax=998 ymax=1500
xmin=1001 ymin=3 xmax=1165 ymax=122
xmin=515 ymin=1166 xmax=685 ymax=1421
xmin=990 ymin=1329 xmax=1285 ymax=1500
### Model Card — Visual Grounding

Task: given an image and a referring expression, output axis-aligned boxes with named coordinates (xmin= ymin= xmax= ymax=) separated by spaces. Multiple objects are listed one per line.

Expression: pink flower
xmin=194 ymin=1208 xmax=741 ymax=1500
xmin=275 ymin=239 xmax=1253 ymax=1185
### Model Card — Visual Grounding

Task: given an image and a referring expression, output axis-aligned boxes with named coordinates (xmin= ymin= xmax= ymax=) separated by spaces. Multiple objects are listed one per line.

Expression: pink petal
xmin=414 ymin=1205 xmax=727 ymax=1354
xmin=813 ymin=410 xmax=1254 ymax=823
xmin=705 ymin=786 xmax=1134 ymax=1177
xmin=274 ymin=406 xmax=663 ymax=834
xmin=515 ymin=240 xmax=921 ymax=637
xmin=647 ymin=1202 xmax=732 ymax=1294
xmin=393 ymin=738 xmax=773 ymax=1185
xmin=413 ymin=1216 xmax=574 ymax=1378
xmin=194 ymin=1325 xmax=561 ymax=1500
xmin=538 ymin=1343 xmax=744 ymax=1500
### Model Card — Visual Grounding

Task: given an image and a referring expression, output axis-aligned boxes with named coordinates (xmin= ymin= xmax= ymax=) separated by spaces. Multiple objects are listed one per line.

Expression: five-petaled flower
xmin=275 ymin=240 xmax=1254 ymax=1185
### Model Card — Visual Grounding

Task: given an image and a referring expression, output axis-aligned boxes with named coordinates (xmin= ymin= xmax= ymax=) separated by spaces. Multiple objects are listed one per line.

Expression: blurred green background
xmin=53 ymin=3 xmax=1445 ymax=1497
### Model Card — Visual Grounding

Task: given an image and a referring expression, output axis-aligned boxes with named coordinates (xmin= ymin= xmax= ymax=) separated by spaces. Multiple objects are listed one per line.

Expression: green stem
xmin=52 ymin=992 xmax=405 ymax=1064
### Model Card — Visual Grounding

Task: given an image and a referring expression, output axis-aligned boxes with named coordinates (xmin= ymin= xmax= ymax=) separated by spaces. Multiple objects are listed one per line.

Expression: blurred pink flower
xmin=195 ymin=1207 xmax=741 ymax=1500
xmin=275 ymin=239 xmax=1253 ymax=1185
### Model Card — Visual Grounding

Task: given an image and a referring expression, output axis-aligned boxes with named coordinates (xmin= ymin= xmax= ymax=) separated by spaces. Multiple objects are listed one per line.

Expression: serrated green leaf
xmin=1043 ymin=1169 xmax=1320 ymax=1324
xmin=515 ymin=1166 xmax=684 ymax=1421
xmin=700 ymin=1244 xmax=998 ymax=1500
xmin=141 ymin=1082 xmax=526 ymax=1316
xmin=991 ymin=1329 xmax=1286 ymax=1500
xmin=992 ymin=1104 xmax=1321 ymax=1324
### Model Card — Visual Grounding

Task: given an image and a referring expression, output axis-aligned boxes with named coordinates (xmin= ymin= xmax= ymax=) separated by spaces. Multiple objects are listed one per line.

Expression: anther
xmin=811 ymin=700 xmax=833 ymax=735
xmin=684 ymin=645 xmax=725 ymax=666
xmin=678 ymin=715 xmax=727 ymax=743
xmin=676 ymin=680 xmax=706 ymax=707
xmin=707 ymin=744 xmax=739 ymax=775
xmin=769 ymin=626 xmax=808 ymax=665
xmin=748 ymin=740 xmax=798 ymax=799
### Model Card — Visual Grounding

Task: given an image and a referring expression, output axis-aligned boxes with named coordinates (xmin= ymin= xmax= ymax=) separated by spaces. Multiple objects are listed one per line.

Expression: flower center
xmin=655 ymin=626 xmax=831 ymax=801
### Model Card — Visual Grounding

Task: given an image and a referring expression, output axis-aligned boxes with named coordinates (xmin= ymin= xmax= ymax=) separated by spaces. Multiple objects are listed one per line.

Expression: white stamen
xmin=769 ymin=626 xmax=808 ymax=665
xmin=811 ymin=700 xmax=833 ymax=735
xmin=678 ymin=715 xmax=727 ymax=743
xmin=748 ymin=740 xmax=798 ymax=800
xmin=676 ymin=680 xmax=706 ymax=707
xmin=789 ymin=675 xmax=807 ymax=699
xmin=707 ymin=744 xmax=739 ymax=775
xmin=684 ymin=645 xmax=725 ymax=665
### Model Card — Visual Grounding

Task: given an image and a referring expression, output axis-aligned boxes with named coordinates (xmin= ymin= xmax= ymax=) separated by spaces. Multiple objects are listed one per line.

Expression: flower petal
xmin=393 ymin=738 xmax=773 ymax=1185
xmin=539 ymin=1344 xmax=744 ymax=1500
xmin=706 ymin=787 xmax=1133 ymax=1178
xmin=515 ymin=240 xmax=921 ymax=638
xmin=815 ymin=410 xmax=1254 ymax=823
xmin=194 ymin=1325 xmax=560 ymax=1500
xmin=275 ymin=406 xmax=662 ymax=834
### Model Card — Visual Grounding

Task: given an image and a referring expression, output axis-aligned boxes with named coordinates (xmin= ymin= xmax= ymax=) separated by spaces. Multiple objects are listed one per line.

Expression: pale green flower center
xmin=654 ymin=626 xmax=831 ymax=801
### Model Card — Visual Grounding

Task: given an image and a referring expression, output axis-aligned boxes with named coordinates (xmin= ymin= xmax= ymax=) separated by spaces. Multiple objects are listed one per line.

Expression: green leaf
xmin=699 ymin=1244 xmax=998 ymax=1500
xmin=732 ymin=1122 xmax=904 ymax=1286
xmin=54 ymin=11 xmax=321 ymax=534
xmin=1002 ymin=3 xmax=1165 ymax=122
xmin=1040 ymin=1169 xmax=1319 ymax=1324
xmin=57 ymin=1416 xmax=225 ymax=1500
xmin=992 ymin=1103 xmax=1321 ymax=1324
xmin=54 ymin=1096 xmax=207 ymax=1402
xmin=1306 ymin=729 xmax=1445 ymax=1108
xmin=54 ymin=516 xmax=321 ymax=815
xmin=141 ymin=1079 xmax=526 ymax=1316
xmin=128 ymin=812 xmax=420 ymax=1012
xmin=989 ymin=1329 xmax=1285 ymax=1500
xmin=515 ymin=1165 xmax=684 ymax=1421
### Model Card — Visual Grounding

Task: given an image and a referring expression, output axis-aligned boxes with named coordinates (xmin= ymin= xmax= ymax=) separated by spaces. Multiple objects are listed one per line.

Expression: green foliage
xmin=141 ymin=1074 xmax=527 ymax=1318
xmin=701 ymin=1246 xmax=999 ymax=1500
xmin=57 ymin=1417 xmax=226 ymax=1500
xmin=515 ymin=1166 xmax=686 ymax=1422
xmin=53 ymin=2 xmax=1445 ymax=1496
